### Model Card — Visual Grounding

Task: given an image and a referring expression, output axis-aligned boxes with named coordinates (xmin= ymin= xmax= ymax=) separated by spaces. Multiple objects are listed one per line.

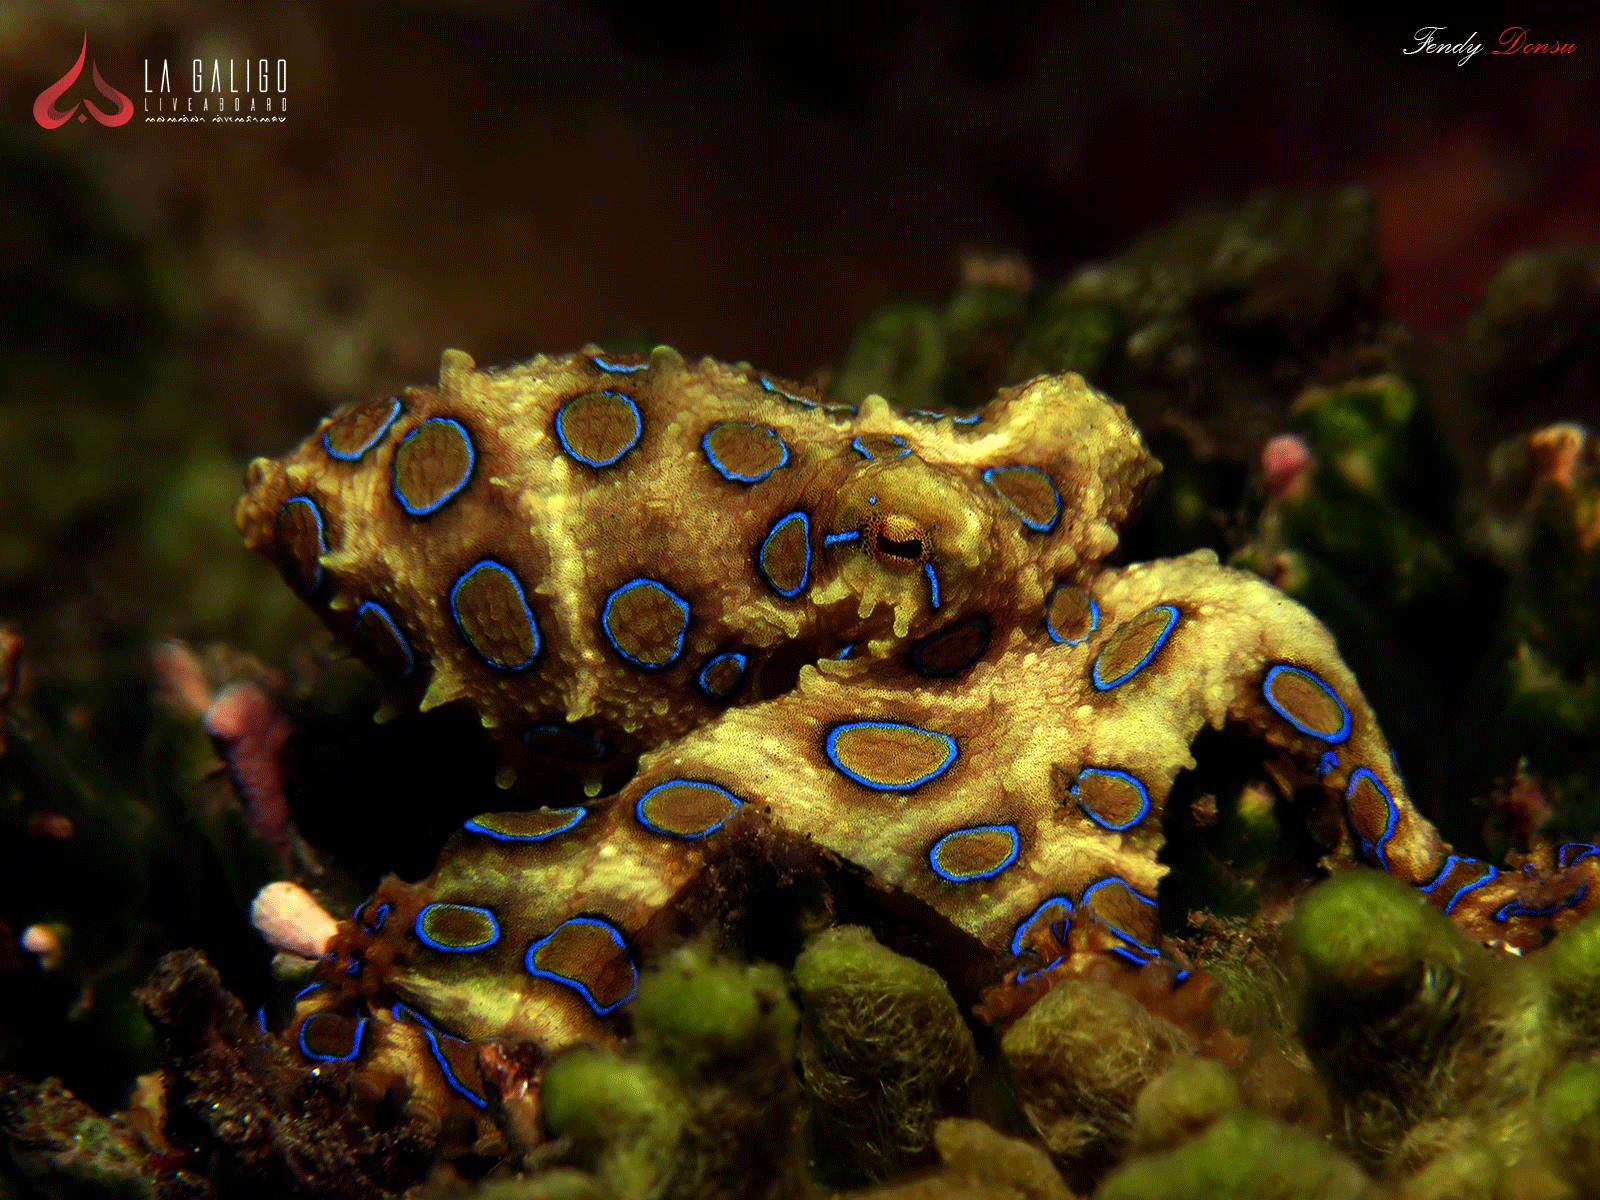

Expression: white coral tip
xmin=251 ymin=880 xmax=338 ymax=959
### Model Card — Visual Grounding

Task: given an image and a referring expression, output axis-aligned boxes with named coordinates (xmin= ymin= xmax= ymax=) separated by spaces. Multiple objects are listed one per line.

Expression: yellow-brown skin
xmin=240 ymin=346 xmax=1600 ymax=1142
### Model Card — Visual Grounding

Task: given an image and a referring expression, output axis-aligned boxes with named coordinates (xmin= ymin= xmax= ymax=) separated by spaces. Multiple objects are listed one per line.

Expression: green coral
xmin=1000 ymin=978 xmax=1193 ymax=1181
xmin=1098 ymin=1110 xmax=1371 ymax=1200
xmin=540 ymin=944 xmax=805 ymax=1200
xmin=1290 ymin=871 xmax=1548 ymax=1170
xmin=793 ymin=925 xmax=978 ymax=1185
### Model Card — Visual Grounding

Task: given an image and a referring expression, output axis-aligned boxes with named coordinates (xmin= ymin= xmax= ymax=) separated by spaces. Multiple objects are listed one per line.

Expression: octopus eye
xmin=867 ymin=514 xmax=930 ymax=566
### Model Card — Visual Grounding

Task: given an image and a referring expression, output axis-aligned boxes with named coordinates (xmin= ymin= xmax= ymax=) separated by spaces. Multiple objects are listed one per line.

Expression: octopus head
xmin=812 ymin=456 xmax=995 ymax=638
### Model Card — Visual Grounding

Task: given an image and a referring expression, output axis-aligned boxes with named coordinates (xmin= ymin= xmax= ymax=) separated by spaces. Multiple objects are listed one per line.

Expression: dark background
xmin=2 ymin=1 xmax=1598 ymax=1110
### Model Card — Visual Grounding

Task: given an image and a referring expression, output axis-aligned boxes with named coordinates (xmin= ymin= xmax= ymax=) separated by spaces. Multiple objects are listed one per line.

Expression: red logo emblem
xmin=33 ymin=34 xmax=133 ymax=129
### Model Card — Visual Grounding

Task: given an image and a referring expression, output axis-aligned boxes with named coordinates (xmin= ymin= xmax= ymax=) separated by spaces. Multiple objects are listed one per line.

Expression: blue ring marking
xmin=322 ymin=395 xmax=402 ymax=462
xmin=981 ymin=465 xmax=1062 ymax=532
xmin=450 ymin=559 xmax=541 ymax=670
xmin=758 ymin=375 xmax=818 ymax=409
xmin=414 ymin=902 xmax=502 ymax=953
xmin=390 ymin=1001 xmax=434 ymax=1029
xmin=391 ymin=417 xmax=476 ymax=516
xmin=850 ymin=434 xmax=910 ymax=461
xmin=391 ymin=1004 xmax=487 ymax=1109
xmin=464 ymin=807 xmax=585 ymax=842
xmin=1417 ymin=855 xmax=1498 ymax=915
xmin=1071 ymin=767 xmax=1153 ymax=832
xmin=824 ymin=720 xmax=960 ymax=792
xmin=297 ymin=1013 xmax=369 ymax=1063
xmin=1317 ymin=750 xmax=1339 ymax=777
xmin=824 ymin=403 xmax=858 ymax=417
xmin=635 ymin=779 xmax=744 ymax=840
xmin=524 ymin=917 xmax=639 ymax=1017
xmin=1261 ymin=664 xmax=1353 ymax=744
xmin=929 ymin=824 xmax=1021 ymax=883
xmin=276 ymin=496 xmax=329 ymax=593
xmin=1109 ymin=944 xmax=1159 ymax=968
xmin=1044 ymin=585 xmax=1100 ymax=646
xmin=696 ymin=651 xmax=747 ymax=700
xmin=1091 ymin=604 xmax=1180 ymax=691
xmin=1009 ymin=896 xmax=1074 ymax=983
xmin=1344 ymin=767 xmax=1399 ymax=869
xmin=701 ymin=423 xmax=790 ymax=483
xmin=361 ymin=901 xmax=390 ymax=933
xmin=868 ymin=495 xmax=878 ymax=505
xmin=354 ymin=600 xmax=416 ymax=679
xmin=1081 ymin=877 xmax=1162 ymax=959
xmin=908 ymin=614 xmax=991 ymax=678
xmin=1560 ymin=842 xmax=1600 ymax=869
xmin=1495 ymin=885 xmax=1588 ymax=923
xmin=256 ymin=1006 xmax=268 ymax=1034
xmin=833 ymin=642 xmax=857 ymax=659
xmin=418 ymin=1024 xmax=488 ymax=1108
xmin=758 ymin=511 xmax=812 ymax=598
xmin=555 ymin=390 xmax=643 ymax=468
xmin=293 ymin=981 xmax=326 ymax=1001
xmin=824 ymin=529 xmax=861 ymax=546
xmin=590 ymin=354 xmax=648 ymax=374
xmin=600 ymin=577 xmax=691 ymax=669
xmin=951 ymin=412 xmax=981 ymax=427
xmin=923 ymin=561 xmax=942 ymax=610
xmin=343 ymin=959 xmax=361 ymax=977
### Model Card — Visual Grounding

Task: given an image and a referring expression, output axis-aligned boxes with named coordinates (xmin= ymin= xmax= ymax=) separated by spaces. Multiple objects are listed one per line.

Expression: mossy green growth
xmin=844 ymin=1119 xmax=1076 ymax=1199
xmin=834 ymin=303 xmax=946 ymax=412
xmin=1291 ymin=376 xmax=1420 ymax=500
xmin=1546 ymin=910 xmax=1600 ymax=1055
xmin=468 ymin=1169 xmax=608 ymax=1200
xmin=541 ymin=1047 xmax=679 ymax=1166
xmin=1392 ymin=1139 xmax=1501 ymax=1200
xmin=1538 ymin=1060 xmax=1600 ymax=1187
xmin=1009 ymin=293 xmax=1120 ymax=387
xmin=1097 ymin=1111 xmax=1371 ymax=1200
xmin=541 ymin=944 xmax=805 ymax=1200
xmin=793 ymin=925 xmax=978 ymax=1185
xmin=1290 ymin=872 xmax=1548 ymax=1172
xmin=1128 ymin=1058 xmax=1240 ymax=1154
xmin=1001 ymin=978 xmax=1191 ymax=1181
xmin=1289 ymin=869 xmax=1467 ymax=998
xmin=633 ymin=942 xmax=794 ymax=1081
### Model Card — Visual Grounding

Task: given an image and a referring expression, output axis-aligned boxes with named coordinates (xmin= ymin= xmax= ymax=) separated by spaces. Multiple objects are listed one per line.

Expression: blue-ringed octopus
xmin=235 ymin=345 xmax=1600 ymax=1147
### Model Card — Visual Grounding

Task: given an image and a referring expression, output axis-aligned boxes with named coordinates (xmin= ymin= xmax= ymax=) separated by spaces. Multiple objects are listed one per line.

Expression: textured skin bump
xmin=243 ymin=347 xmax=1600 ymax=1139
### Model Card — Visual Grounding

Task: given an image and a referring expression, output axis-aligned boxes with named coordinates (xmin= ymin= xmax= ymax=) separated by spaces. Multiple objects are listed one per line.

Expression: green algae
xmin=794 ymin=925 xmax=977 ymax=1186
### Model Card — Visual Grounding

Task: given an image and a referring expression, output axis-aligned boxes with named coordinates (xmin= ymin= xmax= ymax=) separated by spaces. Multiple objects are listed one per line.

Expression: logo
xmin=33 ymin=34 xmax=133 ymax=128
